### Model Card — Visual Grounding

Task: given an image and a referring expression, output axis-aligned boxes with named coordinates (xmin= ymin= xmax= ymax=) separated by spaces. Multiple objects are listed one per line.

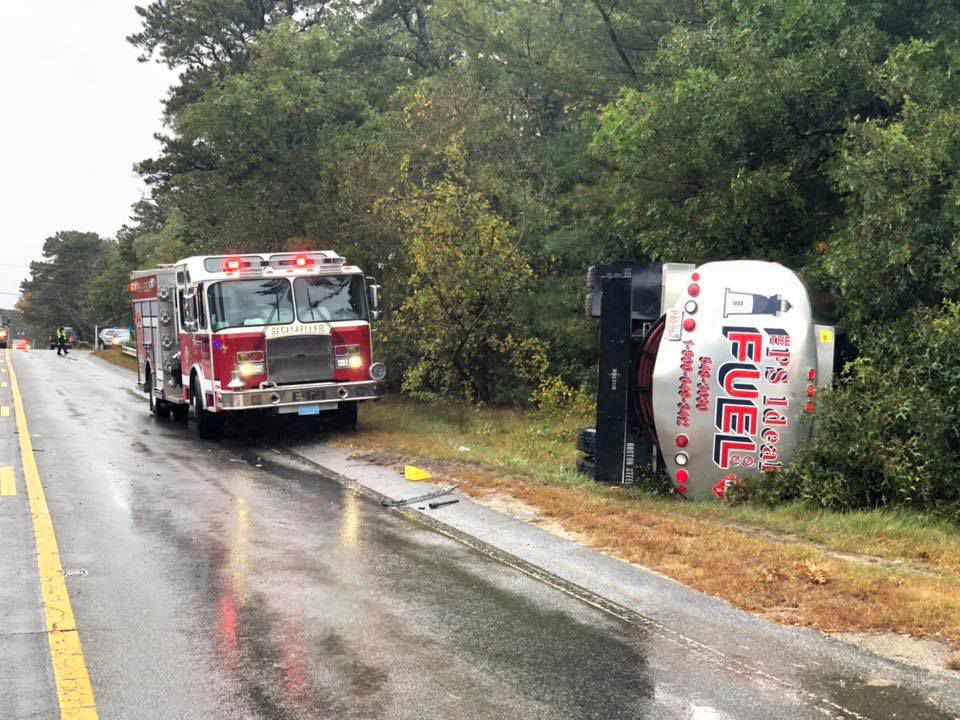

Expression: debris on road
xmin=380 ymin=485 xmax=458 ymax=508
xmin=428 ymin=499 xmax=460 ymax=510
xmin=404 ymin=465 xmax=433 ymax=482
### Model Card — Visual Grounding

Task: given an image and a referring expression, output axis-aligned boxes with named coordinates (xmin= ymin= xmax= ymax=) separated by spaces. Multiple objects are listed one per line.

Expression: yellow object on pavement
xmin=404 ymin=465 xmax=433 ymax=482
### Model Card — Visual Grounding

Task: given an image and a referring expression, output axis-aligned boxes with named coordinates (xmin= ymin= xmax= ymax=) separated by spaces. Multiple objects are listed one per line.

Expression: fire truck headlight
xmin=236 ymin=351 xmax=265 ymax=377
xmin=238 ymin=362 xmax=266 ymax=378
xmin=335 ymin=344 xmax=363 ymax=369
xmin=370 ymin=362 xmax=387 ymax=381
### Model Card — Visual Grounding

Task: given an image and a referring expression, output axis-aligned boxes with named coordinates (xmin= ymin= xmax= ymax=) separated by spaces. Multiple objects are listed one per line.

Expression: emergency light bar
xmin=269 ymin=251 xmax=344 ymax=269
xmin=202 ymin=252 xmax=346 ymax=275
xmin=203 ymin=256 xmax=263 ymax=273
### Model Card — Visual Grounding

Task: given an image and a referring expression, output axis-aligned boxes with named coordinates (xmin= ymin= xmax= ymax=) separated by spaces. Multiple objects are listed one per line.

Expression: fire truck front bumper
xmin=216 ymin=381 xmax=385 ymax=411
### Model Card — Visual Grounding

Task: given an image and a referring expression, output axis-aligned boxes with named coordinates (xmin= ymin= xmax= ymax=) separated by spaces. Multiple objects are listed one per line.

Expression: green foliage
xmin=824 ymin=38 xmax=960 ymax=336
xmin=382 ymin=161 xmax=548 ymax=402
xmin=19 ymin=232 xmax=110 ymax=339
xmin=139 ymin=23 xmax=371 ymax=251
xmin=83 ymin=247 xmax=135 ymax=328
xmin=749 ymin=304 xmax=959 ymax=518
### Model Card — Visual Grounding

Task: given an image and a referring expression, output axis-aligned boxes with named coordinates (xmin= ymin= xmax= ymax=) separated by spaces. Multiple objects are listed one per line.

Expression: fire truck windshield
xmin=294 ymin=275 xmax=367 ymax=323
xmin=208 ymin=278 xmax=295 ymax=331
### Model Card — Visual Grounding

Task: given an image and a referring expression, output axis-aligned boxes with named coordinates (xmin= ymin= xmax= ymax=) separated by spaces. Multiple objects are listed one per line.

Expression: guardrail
xmin=121 ymin=346 xmax=137 ymax=358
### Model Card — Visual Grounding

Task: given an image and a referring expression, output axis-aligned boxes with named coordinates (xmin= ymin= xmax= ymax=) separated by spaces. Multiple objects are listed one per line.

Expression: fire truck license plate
xmin=297 ymin=405 xmax=322 ymax=416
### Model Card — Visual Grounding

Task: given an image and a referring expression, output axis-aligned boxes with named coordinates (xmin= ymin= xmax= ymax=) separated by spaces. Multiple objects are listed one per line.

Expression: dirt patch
xmin=948 ymin=651 xmax=960 ymax=671
xmin=836 ymin=632 xmax=960 ymax=675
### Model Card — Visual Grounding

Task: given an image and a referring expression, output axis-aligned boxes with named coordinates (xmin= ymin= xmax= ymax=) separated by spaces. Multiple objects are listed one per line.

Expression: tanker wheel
xmin=575 ymin=456 xmax=595 ymax=479
xmin=192 ymin=379 xmax=224 ymax=440
xmin=576 ymin=428 xmax=596 ymax=455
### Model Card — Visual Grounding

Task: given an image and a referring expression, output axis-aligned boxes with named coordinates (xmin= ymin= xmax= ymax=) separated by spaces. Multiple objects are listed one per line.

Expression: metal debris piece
xmin=428 ymin=499 xmax=459 ymax=510
xmin=380 ymin=485 xmax=458 ymax=508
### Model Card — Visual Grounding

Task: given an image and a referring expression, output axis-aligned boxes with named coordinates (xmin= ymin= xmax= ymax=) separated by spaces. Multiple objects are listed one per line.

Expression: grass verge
xmin=332 ymin=396 xmax=960 ymax=650
xmin=93 ymin=348 xmax=138 ymax=372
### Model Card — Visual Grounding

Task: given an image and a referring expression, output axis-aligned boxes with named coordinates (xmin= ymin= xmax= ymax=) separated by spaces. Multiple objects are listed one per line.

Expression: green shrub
xmin=766 ymin=303 xmax=960 ymax=517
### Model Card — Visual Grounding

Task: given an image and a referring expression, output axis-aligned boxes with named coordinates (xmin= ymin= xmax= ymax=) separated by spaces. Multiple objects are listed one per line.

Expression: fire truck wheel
xmin=575 ymin=456 xmax=595 ymax=479
xmin=146 ymin=369 xmax=171 ymax=419
xmin=576 ymin=428 xmax=596 ymax=455
xmin=192 ymin=380 xmax=224 ymax=440
xmin=152 ymin=395 xmax=172 ymax=419
xmin=332 ymin=402 xmax=358 ymax=430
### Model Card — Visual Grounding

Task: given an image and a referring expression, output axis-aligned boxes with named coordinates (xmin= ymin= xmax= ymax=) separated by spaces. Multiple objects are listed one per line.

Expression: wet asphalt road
xmin=0 ymin=350 xmax=957 ymax=720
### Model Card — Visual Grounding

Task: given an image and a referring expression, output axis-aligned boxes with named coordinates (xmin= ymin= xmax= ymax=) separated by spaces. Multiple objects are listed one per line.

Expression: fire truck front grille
xmin=267 ymin=335 xmax=335 ymax=385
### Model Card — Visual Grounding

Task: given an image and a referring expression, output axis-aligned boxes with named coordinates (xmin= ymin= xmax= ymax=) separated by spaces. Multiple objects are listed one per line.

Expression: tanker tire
xmin=192 ymin=379 xmax=224 ymax=440
xmin=576 ymin=427 xmax=596 ymax=455
xmin=575 ymin=456 xmax=595 ymax=479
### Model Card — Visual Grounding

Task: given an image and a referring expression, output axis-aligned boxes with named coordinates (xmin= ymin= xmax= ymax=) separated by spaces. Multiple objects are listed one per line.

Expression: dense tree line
xmin=20 ymin=0 xmax=960 ymax=514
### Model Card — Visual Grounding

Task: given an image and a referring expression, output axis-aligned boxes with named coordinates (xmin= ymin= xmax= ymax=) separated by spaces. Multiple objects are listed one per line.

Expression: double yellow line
xmin=6 ymin=349 xmax=99 ymax=718
xmin=1 ymin=355 xmax=10 ymax=496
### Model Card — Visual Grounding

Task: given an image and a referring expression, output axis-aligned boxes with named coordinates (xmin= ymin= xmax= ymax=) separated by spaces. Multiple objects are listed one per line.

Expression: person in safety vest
xmin=56 ymin=326 xmax=69 ymax=356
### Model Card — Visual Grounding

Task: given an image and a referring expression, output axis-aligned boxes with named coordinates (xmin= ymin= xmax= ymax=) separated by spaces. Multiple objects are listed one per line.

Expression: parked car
xmin=98 ymin=327 xmax=131 ymax=349
xmin=48 ymin=326 xmax=76 ymax=350
xmin=15 ymin=338 xmax=30 ymax=351
xmin=0 ymin=326 xmax=8 ymax=349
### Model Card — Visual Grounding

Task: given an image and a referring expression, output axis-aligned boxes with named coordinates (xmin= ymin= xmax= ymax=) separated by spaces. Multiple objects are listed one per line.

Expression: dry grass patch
xmin=337 ymin=396 xmax=960 ymax=643
xmin=93 ymin=348 xmax=138 ymax=372
xmin=348 ymin=397 xmax=960 ymax=577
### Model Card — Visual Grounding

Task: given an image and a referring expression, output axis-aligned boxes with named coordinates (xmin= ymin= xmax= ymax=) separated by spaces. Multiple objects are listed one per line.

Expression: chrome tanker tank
xmin=579 ymin=260 xmax=835 ymax=500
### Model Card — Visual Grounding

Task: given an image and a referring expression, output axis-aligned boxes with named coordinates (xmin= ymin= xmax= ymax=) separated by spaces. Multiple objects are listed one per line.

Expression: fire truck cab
xmin=131 ymin=251 xmax=386 ymax=439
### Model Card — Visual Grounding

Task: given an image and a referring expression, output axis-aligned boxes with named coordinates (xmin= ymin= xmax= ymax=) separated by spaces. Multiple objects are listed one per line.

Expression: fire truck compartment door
xmin=651 ymin=261 xmax=819 ymax=501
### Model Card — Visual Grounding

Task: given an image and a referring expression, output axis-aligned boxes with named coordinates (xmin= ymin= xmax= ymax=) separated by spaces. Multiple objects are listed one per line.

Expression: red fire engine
xmin=130 ymin=251 xmax=385 ymax=439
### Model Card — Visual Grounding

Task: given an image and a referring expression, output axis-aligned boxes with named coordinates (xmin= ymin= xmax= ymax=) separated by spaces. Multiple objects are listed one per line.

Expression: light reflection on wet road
xmin=1 ymin=351 xmax=957 ymax=720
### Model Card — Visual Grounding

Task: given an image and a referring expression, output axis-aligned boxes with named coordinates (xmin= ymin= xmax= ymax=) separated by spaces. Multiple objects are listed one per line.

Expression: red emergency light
xmin=293 ymin=255 xmax=313 ymax=268
xmin=225 ymin=258 xmax=242 ymax=271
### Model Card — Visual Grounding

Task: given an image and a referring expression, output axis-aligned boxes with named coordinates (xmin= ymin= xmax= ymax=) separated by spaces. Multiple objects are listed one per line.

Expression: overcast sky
xmin=0 ymin=1 xmax=175 ymax=305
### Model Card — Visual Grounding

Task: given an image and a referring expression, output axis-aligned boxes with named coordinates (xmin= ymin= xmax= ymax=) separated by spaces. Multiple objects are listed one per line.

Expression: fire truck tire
xmin=575 ymin=456 xmax=595 ymax=479
xmin=576 ymin=428 xmax=596 ymax=455
xmin=152 ymin=396 xmax=172 ymax=419
xmin=192 ymin=380 xmax=224 ymax=440
xmin=332 ymin=402 xmax=358 ymax=430
xmin=146 ymin=369 xmax=171 ymax=419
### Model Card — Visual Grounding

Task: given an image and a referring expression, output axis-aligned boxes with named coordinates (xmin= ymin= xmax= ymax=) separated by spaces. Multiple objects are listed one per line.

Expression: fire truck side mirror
xmin=366 ymin=278 xmax=383 ymax=320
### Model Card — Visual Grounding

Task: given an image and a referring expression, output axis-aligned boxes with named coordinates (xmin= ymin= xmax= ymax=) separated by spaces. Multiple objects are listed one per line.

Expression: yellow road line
xmin=7 ymin=349 xmax=99 ymax=718
xmin=1 ymin=406 xmax=9 ymax=417
xmin=1 ymin=381 xmax=7 ymax=388
xmin=0 ymin=466 xmax=14 ymax=496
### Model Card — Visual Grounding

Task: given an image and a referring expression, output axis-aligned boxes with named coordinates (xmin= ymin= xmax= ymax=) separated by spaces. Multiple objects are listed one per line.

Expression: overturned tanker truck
xmin=577 ymin=261 xmax=836 ymax=500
